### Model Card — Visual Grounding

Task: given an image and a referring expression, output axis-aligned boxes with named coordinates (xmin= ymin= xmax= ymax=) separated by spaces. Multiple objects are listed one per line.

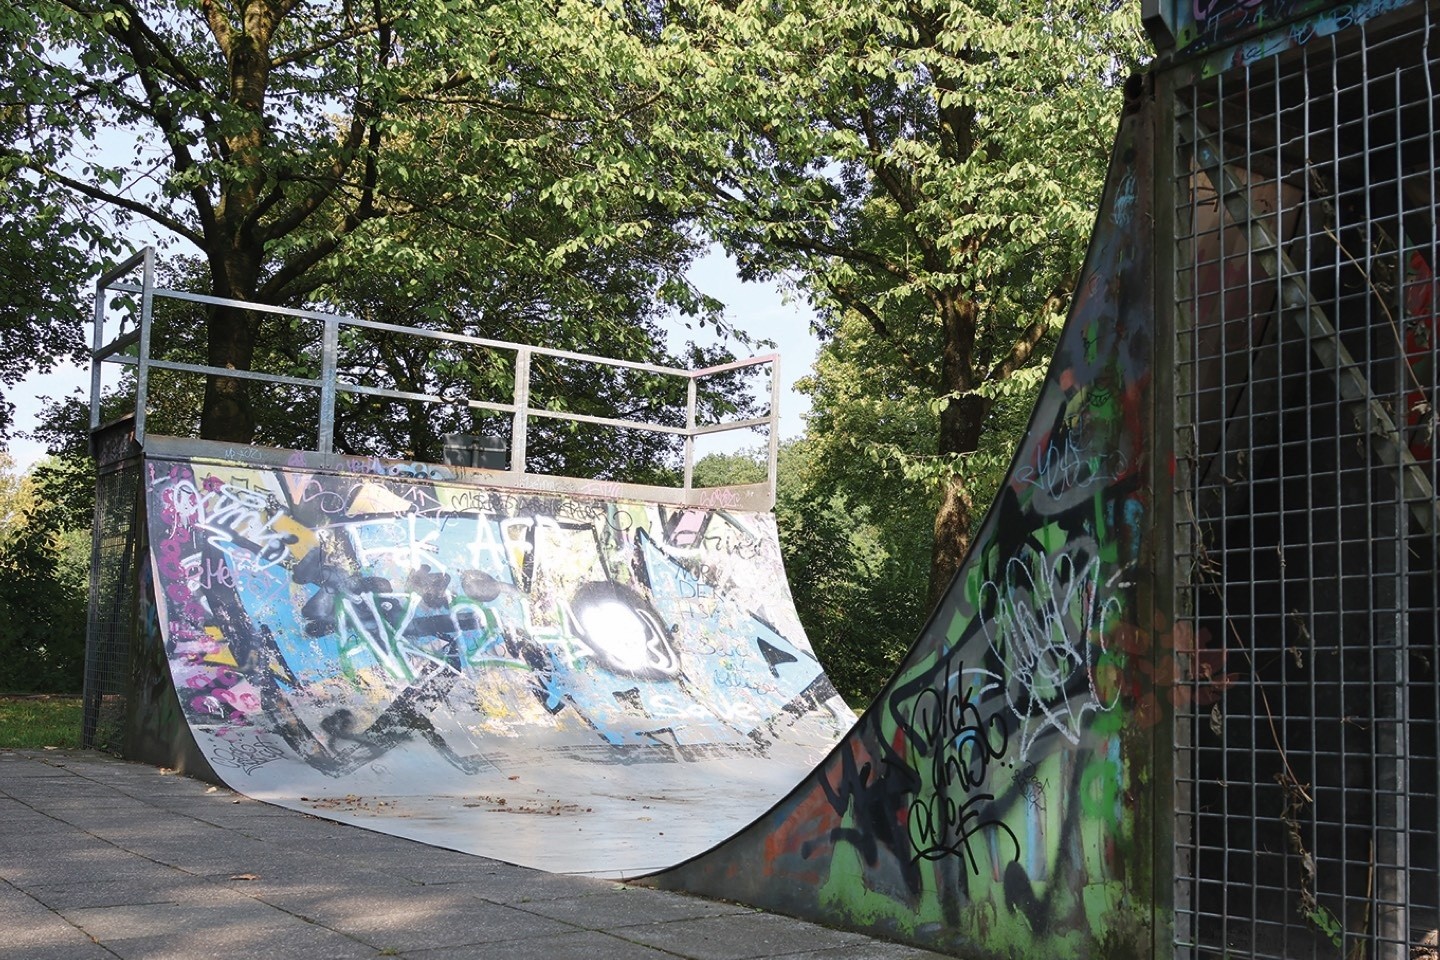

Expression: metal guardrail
xmin=90 ymin=248 xmax=780 ymax=504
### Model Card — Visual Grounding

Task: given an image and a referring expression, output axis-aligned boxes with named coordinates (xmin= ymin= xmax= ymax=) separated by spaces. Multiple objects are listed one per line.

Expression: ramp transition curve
xmin=137 ymin=459 xmax=856 ymax=878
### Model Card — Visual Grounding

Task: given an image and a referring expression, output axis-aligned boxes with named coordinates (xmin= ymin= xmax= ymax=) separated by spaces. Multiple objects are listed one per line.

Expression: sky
xmin=664 ymin=247 xmax=821 ymax=461
xmin=3 ymin=246 xmax=822 ymax=472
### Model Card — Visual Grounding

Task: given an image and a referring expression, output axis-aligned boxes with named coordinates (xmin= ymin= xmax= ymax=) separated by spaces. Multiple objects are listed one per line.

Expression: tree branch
xmin=984 ymin=283 xmax=1069 ymax=384
xmin=834 ymin=291 xmax=935 ymax=386
xmin=255 ymin=2 xmax=389 ymax=243
xmin=36 ymin=166 xmax=204 ymax=246
xmin=109 ymin=0 xmax=212 ymax=92
xmin=767 ymin=233 xmax=919 ymax=286
xmin=198 ymin=0 xmax=234 ymax=58
xmin=260 ymin=215 xmax=366 ymax=301
xmin=254 ymin=113 xmax=370 ymax=242
xmin=844 ymin=100 xmax=918 ymax=217
xmin=268 ymin=20 xmax=392 ymax=69
xmin=94 ymin=5 xmax=220 ymax=236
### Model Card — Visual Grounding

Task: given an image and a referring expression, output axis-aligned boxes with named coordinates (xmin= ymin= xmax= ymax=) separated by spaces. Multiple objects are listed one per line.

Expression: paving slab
xmin=60 ymin=896 xmax=302 ymax=942
xmin=297 ymin=891 xmax=582 ymax=951
xmin=611 ymin=912 xmax=873 ymax=960
xmin=405 ymin=929 xmax=682 ymax=960
xmin=98 ymin=920 xmax=383 ymax=960
xmin=25 ymin=875 xmax=238 ymax=911
xmin=508 ymin=886 xmax=756 ymax=928
xmin=0 ymin=941 xmax=118 ymax=960
xmin=0 ymin=750 xmax=947 ymax=960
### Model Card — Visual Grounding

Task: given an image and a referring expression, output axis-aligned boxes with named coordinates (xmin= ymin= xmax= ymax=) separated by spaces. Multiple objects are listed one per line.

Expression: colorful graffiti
xmin=144 ymin=463 xmax=849 ymax=768
xmin=642 ymin=98 xmax=1160 ymax=958
xmin=138 ymin=458 xmax=855 ymax=873
xmin=1176 ymin=0 xmax=1419 ymax=63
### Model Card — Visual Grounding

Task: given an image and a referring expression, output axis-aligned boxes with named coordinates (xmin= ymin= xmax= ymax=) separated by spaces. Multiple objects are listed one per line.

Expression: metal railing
xmin=90 ymin=248 xmax=781 ymax=503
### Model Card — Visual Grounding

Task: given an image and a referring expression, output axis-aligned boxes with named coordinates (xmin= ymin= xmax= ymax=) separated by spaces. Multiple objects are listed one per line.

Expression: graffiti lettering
xmin=182 ymin=552 xmax=236 ymax=590
xmin=165 ymin=479 xmax=297 ymax=569
xmin=650 ymin=694 xmax=761 ymax=725
xmin=209 ymin=736 xmax=286 ymax=774
xmin=979 ymin=540 xmax=1122 ymax=759
xmin=1012 ymin=422 xmax=1128 ymax=513
xmin=882 ymin=658 xmax=1020 ymax=875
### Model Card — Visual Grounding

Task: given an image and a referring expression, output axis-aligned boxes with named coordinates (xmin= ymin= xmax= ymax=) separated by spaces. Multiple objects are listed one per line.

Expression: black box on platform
xmin=442 ymin=433 xmax=507 ymax=470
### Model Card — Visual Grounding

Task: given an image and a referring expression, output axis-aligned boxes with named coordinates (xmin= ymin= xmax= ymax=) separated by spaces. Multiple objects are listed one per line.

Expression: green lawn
xmin=0 ymin=695 xmax=83 ymax=749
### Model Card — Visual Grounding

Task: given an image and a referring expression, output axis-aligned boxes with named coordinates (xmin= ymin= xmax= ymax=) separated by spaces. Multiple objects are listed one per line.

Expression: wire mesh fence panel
xmin=1172 ymin=6 xmax=1439 ymax=959
xmin=83 ymin=452 xmax=142 ymax=753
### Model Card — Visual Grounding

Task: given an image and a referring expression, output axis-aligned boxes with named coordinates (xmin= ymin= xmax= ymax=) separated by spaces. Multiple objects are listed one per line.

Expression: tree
xmin=774 ymin=437 xmax=930 ymax=705
xmin=0 ymin=454 xmax=91 ymax=693
xmin=672 ymin=0 xmax=1148 ymax=604
xmin=691 ymin=450 xmax=766 ymax=488
xmin=0 ymin=3 xmax=122 ymax=439
xmin=9 ymin=0 xmax=718 ymax=443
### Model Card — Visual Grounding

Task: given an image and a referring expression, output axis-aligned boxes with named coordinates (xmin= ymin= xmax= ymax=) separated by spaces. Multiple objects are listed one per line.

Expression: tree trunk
xmin=200 ymin=303 xmax=259 ymax=442
xmin=200 ymin=250 xmax=262 ymax=443
xmin=929 ymin=391 xmax=987 ymax=610
xmin=928 ymin=291 xmax=987 ymax=610
xmin=198 ymin=7 xmax=275 ymax=444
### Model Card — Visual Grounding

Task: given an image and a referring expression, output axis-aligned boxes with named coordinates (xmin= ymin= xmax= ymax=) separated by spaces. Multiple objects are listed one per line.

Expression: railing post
xmin=683 ymin=377 xmax=698 ymax=495
xmin=133 ymin=247 xmax=155 ymax=445
xmin=89 ymin=269 xmax=107 ymax=435
xmin=766 ymin=355 xmax=781 ymax=507
xmin=511 ymin=348 xmax=531 ymax=476
xmin=317 ymin=315 xmax=338 ymax=455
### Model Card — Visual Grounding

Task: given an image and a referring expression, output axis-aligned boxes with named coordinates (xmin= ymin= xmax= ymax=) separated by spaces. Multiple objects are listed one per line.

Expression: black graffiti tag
xmin=901 ymin=667 xmax=1021 ymax=874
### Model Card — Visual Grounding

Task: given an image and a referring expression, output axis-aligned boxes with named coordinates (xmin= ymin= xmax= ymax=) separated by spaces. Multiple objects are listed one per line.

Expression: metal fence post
xmin=318 ymin=315 xmax=338 ymax=454
xmin=767 ymin=355 xmax=781 ymax=504
xmin=511 ymin=348 xmax=530 ymax=476
xmin=133 ymin=247 xmax=155 ymax=445
xmin=684 ymin=377 xmax=697 ymax=494
xmin=89 ymin=269 xmax=108 ymax=434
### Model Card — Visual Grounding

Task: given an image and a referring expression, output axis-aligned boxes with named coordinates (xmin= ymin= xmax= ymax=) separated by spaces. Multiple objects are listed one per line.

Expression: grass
xmin=0 ymin=695 xmax=84 ymax=749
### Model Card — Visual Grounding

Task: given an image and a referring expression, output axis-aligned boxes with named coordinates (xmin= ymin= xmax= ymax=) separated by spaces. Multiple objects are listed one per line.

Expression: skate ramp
xmin=138 ymin=450 xmax=854 ymax=877
xmin=642 ymin=87 xmax=1160 ymax=958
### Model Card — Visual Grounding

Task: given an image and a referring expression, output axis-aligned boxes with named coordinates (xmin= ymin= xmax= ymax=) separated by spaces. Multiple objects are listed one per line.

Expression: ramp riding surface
xmin=138 ymin=457 xmax=855 ymax=878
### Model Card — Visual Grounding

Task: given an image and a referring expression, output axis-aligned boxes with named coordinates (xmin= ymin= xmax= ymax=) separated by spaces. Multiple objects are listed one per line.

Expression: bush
xmin=0 ymin=456 xmax=91 ymax=693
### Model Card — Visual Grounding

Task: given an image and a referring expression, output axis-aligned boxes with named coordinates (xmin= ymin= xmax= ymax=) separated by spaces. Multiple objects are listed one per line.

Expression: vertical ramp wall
xmin=644 ymin=90 xmax=1161 ymax=959
xmin=83 ymin=419 xmax=143 ymax=752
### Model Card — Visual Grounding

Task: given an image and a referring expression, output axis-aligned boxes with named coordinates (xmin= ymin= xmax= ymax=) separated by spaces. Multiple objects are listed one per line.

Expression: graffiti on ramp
xmin=141 ymin=461 xmax=854 ymax=875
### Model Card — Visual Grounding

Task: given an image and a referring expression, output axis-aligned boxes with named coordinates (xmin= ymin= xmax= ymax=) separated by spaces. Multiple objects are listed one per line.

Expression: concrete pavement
xmin=0 ymin=750 xmax=947 ymax=960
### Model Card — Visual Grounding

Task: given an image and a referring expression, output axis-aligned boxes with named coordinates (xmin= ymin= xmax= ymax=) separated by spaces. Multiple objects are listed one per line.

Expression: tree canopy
xmin=667 ymin=0 xmax=1148 ymax=599
xmin=0 ymin=454 xmax=90 ymax=692
xmin=4 ymin=0 xmax=725 ymax=442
